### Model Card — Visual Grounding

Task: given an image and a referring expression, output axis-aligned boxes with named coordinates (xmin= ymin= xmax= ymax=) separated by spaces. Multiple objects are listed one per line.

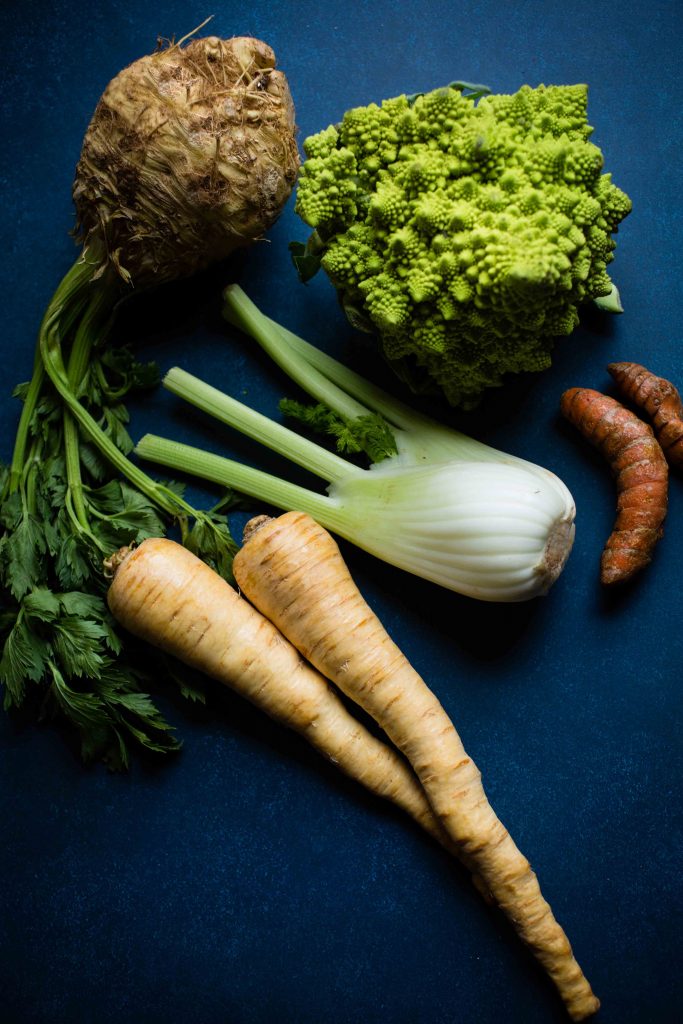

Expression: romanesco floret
xmin=294 ymin=82 xmax=632 ymax=408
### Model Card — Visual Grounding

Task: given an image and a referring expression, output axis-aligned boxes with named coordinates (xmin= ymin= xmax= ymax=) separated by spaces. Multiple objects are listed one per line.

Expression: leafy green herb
xmin=279 ymin=398 xmax=398 ymax=464
xmin=1 ymin=271 xmax=239 ymax=769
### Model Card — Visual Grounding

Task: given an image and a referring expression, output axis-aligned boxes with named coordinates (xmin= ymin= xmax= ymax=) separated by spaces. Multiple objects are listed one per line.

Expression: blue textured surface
xmin=1 ymin=2 xmax=681 ymax=1022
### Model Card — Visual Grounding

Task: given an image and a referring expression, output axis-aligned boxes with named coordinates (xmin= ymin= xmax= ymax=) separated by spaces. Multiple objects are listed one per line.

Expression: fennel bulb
xmin=135 ymin=287 xmax=576 ymax=602
xmin=321 ymin=459 xmax=574 ymax=601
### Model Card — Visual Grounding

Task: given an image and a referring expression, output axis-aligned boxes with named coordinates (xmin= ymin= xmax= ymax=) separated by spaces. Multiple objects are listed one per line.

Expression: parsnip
xmin=233 ymin=511 xmax=600 ymax=1021
xmin=106 ymin=538 xmax=450 ymax=846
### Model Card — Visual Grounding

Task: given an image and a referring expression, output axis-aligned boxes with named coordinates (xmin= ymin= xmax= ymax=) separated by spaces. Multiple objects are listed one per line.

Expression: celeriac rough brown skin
xmin=106 ymin=537 xmax=452 ymax=848
xmin=560 ymin=387 xmax=668 ymax=585
xmin=73 ymin=34 xmax=299 ymax=287
xmin=233 ymin=511 xmax=600 ymax=1021
xmin=607 ymin=362 xmax=683 ymax=470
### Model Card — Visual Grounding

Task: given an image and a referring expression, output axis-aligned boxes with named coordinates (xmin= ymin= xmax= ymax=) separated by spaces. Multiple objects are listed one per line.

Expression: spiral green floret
xmin=296 ymin=146 xmax=359 ymax=228
xmin=294 ymin=81 xmax=632 ymax=408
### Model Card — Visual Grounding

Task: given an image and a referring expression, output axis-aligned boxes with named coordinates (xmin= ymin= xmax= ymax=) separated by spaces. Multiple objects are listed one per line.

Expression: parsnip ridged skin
xmin=234 ymin=511 xmax=599 ymax=1021
xmin=73 ymin=35 xmax=299 ymax=287
xmin=106 ymin=538 xmax=448 ymax=845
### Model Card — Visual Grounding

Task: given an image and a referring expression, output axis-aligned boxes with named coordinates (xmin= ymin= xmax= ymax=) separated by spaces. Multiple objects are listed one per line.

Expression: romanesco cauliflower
xmin=294 ymin=83 xmax=632 ymax=408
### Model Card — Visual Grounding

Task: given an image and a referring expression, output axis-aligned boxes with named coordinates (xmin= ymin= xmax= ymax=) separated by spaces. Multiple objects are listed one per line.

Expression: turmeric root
xmin=106 ymin=538 xmax=453 ymax=848
xmin=560 ymin=387 xmax=668 ymax=585
xmin=607 ymin=361 xmax=683 ymax=470
xmin=233 ymin=511 xmax=600 ymax=1021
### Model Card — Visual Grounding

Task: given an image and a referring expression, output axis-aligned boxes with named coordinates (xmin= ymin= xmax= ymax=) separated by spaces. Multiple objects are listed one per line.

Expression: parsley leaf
xmin=1 ymin=611 xmax=49 ymax=704
xmin=184 ymin=509 xmax=239 ymax=584
xmin=1 ymin=291 xmax=240 ymax=770
xmin=279 ymin=398 xmax=398 ymax=464
xmin=87 ymin=480 xmax=168 ymax=550
xmin=0 ymin=505 xmax=48 ymax=599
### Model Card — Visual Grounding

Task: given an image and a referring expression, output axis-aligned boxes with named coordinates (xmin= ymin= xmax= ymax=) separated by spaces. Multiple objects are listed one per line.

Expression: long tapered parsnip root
xmin=561 ymin=387 xmax=668 ymax=585
xmin=233 ymin=511 xmax=600 ymax=1021
xmin=106 ymin=538 xmax=451 ymax=848
xmin=607 ymin=361 xmax=683 ymax=470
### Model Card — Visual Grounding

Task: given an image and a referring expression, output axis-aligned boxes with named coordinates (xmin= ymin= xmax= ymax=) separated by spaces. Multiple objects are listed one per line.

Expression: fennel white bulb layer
xmin=135 ymin=285 xmax=577 ymax=603
xmin=328 ymin=458 xmax=575 ymax=601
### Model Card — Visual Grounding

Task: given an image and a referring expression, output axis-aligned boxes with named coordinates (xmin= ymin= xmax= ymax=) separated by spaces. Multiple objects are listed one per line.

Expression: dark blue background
xmin=1 ymin=2 xmax=681 ymax=1022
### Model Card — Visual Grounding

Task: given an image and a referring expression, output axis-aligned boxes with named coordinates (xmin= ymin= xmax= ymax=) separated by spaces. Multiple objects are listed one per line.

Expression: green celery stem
xmin=164 ymin=367 xmax=358 ymax=485
xmin=267 ymin=317 xmax=421 ymax=431
xmin=34 ymin=267 xmax=186 ymax=522
xmin=135 ymin=433 xmax=347 ymax=534
xmin=265 ymin=316 xmax=496 ymax=463
xmin=8 ymin=349 xmax=45 ymax=495
xmin=41 ymin=364 xmax=184 ymax=520
xmin=22 ymin=438 xmax=42 ymax=516
xmin=7 ymin=256 xmax=93 ymax=494
xmin=63 ymin=290 xmax=109 ymax=531
xmin=223 ymin=285 xmax=370 ymax=423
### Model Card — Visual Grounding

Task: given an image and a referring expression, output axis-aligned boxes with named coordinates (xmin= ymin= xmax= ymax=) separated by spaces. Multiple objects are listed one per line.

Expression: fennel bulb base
xmin=535 ymin=517 xmax=576 ymax=598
